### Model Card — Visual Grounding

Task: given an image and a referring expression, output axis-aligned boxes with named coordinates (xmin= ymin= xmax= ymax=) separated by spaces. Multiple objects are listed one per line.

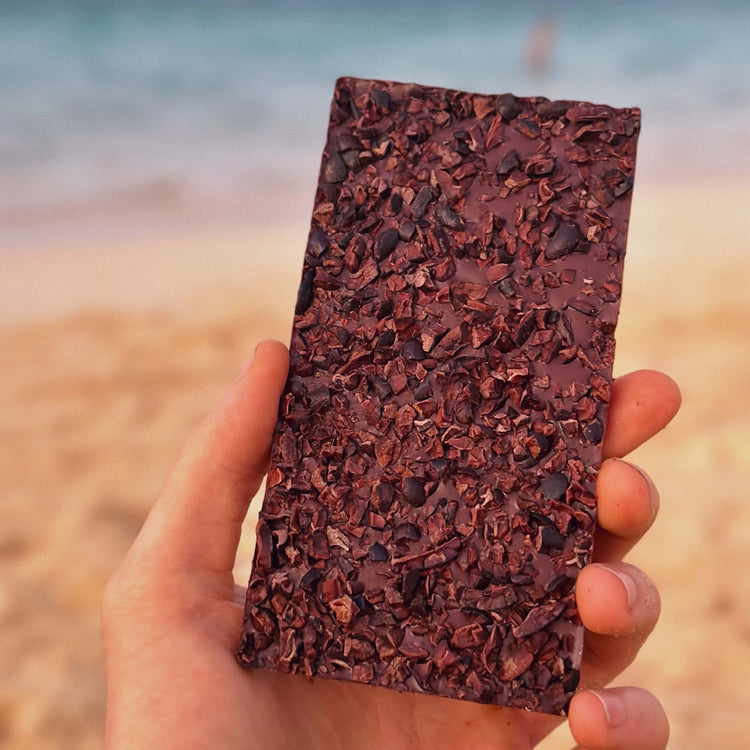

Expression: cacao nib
xmin=403 ymin=477 xmax=426 ymax=507
xmin=375 ymin=227 xmax=400 ymax=260
xmin=540 ymin=472 xmax=570 ymax=501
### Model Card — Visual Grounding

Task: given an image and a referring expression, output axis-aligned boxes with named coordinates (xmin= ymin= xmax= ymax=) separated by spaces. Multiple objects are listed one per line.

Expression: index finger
xmin=602 ymin=370 xmax=681 ymax=459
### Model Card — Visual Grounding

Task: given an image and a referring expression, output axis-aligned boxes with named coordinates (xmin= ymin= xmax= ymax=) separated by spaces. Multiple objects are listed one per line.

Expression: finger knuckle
xmin=102 ymin=555 xmax=167 ymax=628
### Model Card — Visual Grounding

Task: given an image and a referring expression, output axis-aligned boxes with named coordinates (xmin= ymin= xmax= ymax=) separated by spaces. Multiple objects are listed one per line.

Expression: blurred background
xmin=1 ymin=1 xmax=748 ymax=748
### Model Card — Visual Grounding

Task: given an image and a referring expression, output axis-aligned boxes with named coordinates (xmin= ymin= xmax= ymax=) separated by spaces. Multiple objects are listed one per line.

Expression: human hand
xmin=103 ymin=339 xmax=680 ymax=750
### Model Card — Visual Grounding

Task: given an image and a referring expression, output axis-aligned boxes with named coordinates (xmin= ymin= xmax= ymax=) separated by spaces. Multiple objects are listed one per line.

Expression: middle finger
xmin=594 ymin=458 xmax=659 ymax=562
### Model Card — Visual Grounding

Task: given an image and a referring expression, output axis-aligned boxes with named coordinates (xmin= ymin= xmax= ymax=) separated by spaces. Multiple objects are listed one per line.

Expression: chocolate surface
xmin=238 ymin=77 xmax=640 ymax=715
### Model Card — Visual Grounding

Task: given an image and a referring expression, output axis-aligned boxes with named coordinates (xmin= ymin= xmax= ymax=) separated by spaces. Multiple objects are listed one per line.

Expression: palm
xmin=234 ymin=669 xmax=559 ymax=750
xmin=194 ymin=588 xmax=561 ymax=750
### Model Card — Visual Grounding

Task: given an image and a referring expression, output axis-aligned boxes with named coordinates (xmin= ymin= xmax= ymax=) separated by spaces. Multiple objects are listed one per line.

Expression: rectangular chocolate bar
xmin=238 ymin=77 xmax=640 ymax=715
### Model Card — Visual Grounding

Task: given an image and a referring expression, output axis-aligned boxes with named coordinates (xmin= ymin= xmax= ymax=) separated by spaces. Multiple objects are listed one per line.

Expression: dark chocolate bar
xmin=238 ymin=77 xmax=640 ymax=715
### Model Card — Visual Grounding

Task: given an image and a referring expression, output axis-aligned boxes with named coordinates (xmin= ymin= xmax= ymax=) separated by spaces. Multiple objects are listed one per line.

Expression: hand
xmin=103 ymin=340 xmax=680 ymax=750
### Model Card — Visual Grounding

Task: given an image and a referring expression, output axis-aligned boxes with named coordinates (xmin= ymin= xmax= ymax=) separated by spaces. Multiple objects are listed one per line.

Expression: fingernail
xmin=591 ymin=690 xmax=627 ymax=728
xmin=639 ymin=467 xmax=660 ymax=516
xmin=609 ymin=566 xmax=639 ymax=610
xmin=619 ymin=458 xmax=659 ymax=515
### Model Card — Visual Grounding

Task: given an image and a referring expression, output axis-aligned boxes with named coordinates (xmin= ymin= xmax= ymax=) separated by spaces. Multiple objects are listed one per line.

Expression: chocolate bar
xmin=237 ymin=77 xmax=640 ymax=715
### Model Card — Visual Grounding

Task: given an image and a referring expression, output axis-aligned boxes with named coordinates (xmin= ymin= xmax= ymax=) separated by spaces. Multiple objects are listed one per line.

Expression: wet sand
xmin=1 ymin=181 xmax=748 ymax=749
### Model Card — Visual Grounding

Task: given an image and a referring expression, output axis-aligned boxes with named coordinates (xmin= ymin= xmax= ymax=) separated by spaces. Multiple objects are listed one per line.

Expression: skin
xmin=102 ymin=339 xmax=681 ymax=750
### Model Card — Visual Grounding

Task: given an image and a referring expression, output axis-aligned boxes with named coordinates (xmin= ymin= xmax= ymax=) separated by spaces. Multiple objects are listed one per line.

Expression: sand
xmin=1 ymin=180 xmax=749 ymax=749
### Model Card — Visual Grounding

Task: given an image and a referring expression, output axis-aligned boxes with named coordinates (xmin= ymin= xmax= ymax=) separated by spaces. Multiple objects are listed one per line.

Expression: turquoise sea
xmin=1 ymin=0 xmax=749 ymax=233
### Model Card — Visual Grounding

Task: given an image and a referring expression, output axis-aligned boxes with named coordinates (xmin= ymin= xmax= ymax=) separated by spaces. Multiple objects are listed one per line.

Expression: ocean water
xmin=1 ymin=0 xmax=749 ymax=234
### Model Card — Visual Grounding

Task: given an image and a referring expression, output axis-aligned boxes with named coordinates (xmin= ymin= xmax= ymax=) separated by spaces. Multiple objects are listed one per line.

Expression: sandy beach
xmin=1 ymin=179 xmax=749 ymax=749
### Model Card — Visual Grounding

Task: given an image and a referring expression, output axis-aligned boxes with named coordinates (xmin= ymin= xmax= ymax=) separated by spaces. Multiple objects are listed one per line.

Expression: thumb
xmin=134 ymin=338 xmax=289 ymax=575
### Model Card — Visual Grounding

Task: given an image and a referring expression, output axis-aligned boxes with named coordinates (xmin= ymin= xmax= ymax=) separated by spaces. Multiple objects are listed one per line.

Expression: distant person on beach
xmin=102 ymin=340 xmax=678 ymax=749
xmin=526 ymin=12 xmax=557 ymax=76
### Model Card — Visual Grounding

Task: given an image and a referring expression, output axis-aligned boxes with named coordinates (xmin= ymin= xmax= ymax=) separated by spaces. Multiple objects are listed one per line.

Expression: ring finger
xmin=576 ymin=562 xmax=661 ymax=688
